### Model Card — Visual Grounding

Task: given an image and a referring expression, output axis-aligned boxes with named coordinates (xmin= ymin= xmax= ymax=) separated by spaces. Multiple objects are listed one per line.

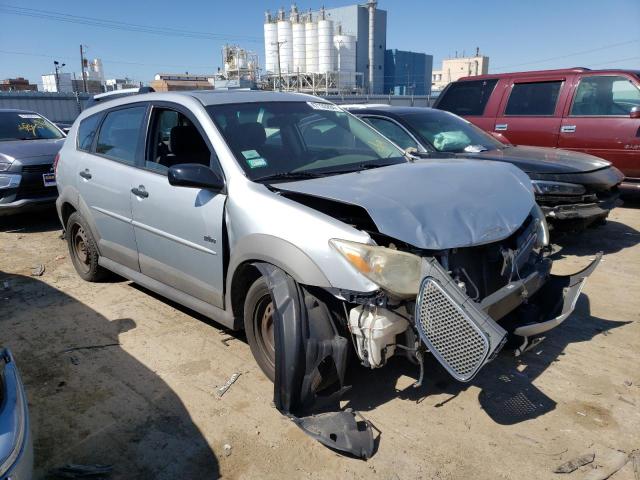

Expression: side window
xmin=362 ymin=117 xmax=419 ymax=150
xmin=76 ymin=114 xmax=101 ymax=152
xmin=95 ymin=106 xmax=146 ymax=164
xmin=146 ymin=107 xmax=211 ymax=173
xmin=505 ymin=81 xmax=562 ymax=116
xmin=570 ymin=75 xmax=640 ymax=116
xmin=436 ymin=79 xmax=498 ymax=116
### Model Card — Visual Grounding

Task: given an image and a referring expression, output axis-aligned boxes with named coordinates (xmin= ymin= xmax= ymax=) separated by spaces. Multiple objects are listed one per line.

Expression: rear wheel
xmin=66 ymin=212 xmax=107 ymax=282
xmin=244 ymin=277 xmax=276 ymax=382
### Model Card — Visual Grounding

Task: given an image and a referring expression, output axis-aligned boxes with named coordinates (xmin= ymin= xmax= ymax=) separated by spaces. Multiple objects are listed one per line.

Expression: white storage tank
xmin=292 ymin=17 xmax=306 ymax=73
xmin=304 ymin=14 xmax=318 ymax=74
xmin=317 ymin=10 xmax=335 ymax=74
xmin=334 ymin=31 xmax=356 ymax=88
xmin=263 ymin=11 xmax=278 ymax=74
xmin=276 ymin=7 xmax=293 ymax=73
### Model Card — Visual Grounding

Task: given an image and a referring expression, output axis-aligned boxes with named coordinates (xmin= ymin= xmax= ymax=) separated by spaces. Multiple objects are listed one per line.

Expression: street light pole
xmin=272 ymin=40 xmax=286 ymax=91
xmin=53 ymin=60 xmax=65 ymax=92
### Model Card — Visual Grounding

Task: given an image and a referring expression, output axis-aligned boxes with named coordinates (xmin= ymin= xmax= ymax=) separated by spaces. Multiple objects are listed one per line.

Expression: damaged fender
xmin=253 ymin=262 xmax=375 ymax=459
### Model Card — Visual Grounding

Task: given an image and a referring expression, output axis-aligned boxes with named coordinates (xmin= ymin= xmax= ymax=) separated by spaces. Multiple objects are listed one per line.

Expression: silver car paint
xmin=276 ymin=159 xmax=535 ymax=250
xmin=56 ymin=91 xmax=535 ymax=329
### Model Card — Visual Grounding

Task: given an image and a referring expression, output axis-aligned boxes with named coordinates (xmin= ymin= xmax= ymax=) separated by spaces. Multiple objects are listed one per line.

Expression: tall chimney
xmin=367 ymin=0 xmax=376 ymax=94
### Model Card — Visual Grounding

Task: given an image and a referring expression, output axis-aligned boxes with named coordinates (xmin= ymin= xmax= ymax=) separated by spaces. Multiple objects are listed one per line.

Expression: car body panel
xmin=276 ymin=159 xmax=535 ymax=250
xmin=0 ymin=348 xmax=33 ymax=480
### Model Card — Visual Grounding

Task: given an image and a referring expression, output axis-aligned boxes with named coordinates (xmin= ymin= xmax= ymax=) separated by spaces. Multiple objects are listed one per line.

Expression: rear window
xmin=436 ymin=79 xmax=498 ymax=116
xmin=95 ymin=106 xmax=146 ymax=164
xmin=505 ymin=81 xmax=562 ymax=116
xmin=76 ymin=114 xmax=102 ymax=152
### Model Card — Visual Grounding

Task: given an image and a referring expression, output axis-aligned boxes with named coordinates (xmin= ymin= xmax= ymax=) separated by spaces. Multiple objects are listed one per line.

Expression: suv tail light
xmin=53 ymin=152 xmax=60 ymax=174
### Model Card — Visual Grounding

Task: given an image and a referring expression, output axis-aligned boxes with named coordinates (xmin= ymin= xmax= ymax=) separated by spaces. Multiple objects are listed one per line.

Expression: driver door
xmin=129 ymin=103 xmax=227 ymax=308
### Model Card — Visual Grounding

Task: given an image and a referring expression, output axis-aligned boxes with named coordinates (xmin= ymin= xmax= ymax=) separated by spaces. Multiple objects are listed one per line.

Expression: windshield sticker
xmin=247 ymin=157 xmax=268 ymax=169
xmin=18 ymin=114 xmax=41 ymax=119
xmin=307 ymin=102 xmax=342 ymax=112
xmin=18 ymin=122 xmax=38 ymax=136
xmin=242 ymin=149 xmax=261 ymax=160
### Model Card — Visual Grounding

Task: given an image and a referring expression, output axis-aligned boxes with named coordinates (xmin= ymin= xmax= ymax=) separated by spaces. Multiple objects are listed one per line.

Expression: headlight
xmin=0 ymin=174 xmax=21 ymax=189
xmin=531 ymin=180 xmax=585 ymax=196
xmin=531 ymin=204 xmax=549 ymax=248
xmin=329 ymin=239 xmax=422 ymax=297
xmin=0 ymin=154 xmax=14 ymax=172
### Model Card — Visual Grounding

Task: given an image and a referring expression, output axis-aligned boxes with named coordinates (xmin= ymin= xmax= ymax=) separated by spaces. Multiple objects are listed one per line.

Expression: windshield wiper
xmin=253 ymin=171 xmax=324 ymax=183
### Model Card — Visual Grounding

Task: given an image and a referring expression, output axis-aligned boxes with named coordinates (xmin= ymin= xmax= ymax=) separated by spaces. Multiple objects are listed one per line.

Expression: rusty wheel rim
xmin=72 ymin=224 xmax=90 ymax=274
xmin=255 ymin=295 xmax=276 ymax=370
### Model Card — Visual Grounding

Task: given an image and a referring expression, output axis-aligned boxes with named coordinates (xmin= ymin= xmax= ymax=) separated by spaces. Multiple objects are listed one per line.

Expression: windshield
xmin=402 ymin=110 xmax=505 ymax=153
xmin=207 ymin=101 xmax=405 ymax=181
xmin=0 ymin=112 xmax=63 ymax=142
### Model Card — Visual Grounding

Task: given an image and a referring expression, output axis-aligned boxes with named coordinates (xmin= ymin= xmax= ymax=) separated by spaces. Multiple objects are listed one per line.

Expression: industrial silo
xmin=334 ymin=28 xmax=356 ymax=88
xmin=304 ymin=12 xmax=318 ymax=74
xmin=291 ymin=6 xmax=306 ymax=74
xmin=317 ymin=8 xmax=335 ymax=74
xmin=276 ymin=7 xmax=293 ymax=73
xmin=263 ymin=11 xmax=278 ymax=74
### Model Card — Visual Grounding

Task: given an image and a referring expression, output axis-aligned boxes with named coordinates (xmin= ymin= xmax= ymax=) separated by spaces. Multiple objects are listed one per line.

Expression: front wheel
xmin=66 ymin=212 xmax=107 ymax=282
xmin=244 ymin=277 xmax=276 ymax=382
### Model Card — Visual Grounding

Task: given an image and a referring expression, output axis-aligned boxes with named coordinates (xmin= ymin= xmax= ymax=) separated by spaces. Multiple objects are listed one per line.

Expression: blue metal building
xmin=384 ymin=49 xmax=433 ymax=96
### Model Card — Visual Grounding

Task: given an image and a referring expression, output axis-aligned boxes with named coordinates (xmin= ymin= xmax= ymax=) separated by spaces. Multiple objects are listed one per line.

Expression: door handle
xmin=79 ymin=169 xmax=92 ymax=179
xmin=495 ymin=124 xmax=508 ymax=131
xmin=561 ymin=125 xmax=576 ymax=133
xmin=131 ymin=185 xmax=149 ymax=198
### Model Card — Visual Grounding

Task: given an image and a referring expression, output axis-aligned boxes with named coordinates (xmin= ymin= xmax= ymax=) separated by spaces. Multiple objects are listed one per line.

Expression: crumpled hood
xmin=0 ymin=138 xmax=64 ymax=160
xmin=461 ymin=145 xmax=611 ymax=174
xmin=277 ymin=159 xmax=535 ymax=250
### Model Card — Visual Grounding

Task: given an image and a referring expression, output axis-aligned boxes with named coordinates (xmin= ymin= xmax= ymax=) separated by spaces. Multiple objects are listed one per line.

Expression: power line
xmin=0 ymin=49 xmax=215 ymax=70
xmin=0 ymin=4 xmax=263 ymax=43
xmin=491 ymin=39 xmax=640 ymax=71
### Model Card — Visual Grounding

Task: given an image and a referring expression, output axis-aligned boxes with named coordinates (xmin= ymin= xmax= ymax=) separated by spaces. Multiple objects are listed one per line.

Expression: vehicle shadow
xmin=0 ymin=272 xmax=220 ymax=480
xmin=0 ymin=207 xmax=61 ymax=234
xmin=551 ymin=219 xmax=639 ymax=258
xmin=343 ymin=293 xmax=629 ymax=427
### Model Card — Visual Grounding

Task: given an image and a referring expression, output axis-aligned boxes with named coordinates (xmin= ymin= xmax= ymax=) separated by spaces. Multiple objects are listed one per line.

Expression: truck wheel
xmin=66 ymin=212 xmax=107 ymax=282
xmin=244 ymin=276 xmax=276 ymax=382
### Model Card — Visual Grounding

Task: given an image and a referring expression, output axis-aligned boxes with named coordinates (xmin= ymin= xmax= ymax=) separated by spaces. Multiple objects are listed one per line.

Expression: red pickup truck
xmin=433 ymin=68 xmax=640 ymax=192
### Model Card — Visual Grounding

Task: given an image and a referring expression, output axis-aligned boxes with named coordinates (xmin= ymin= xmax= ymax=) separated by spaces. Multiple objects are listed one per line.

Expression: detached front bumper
xmin=413 ymin=254 xmax=601 ymax=382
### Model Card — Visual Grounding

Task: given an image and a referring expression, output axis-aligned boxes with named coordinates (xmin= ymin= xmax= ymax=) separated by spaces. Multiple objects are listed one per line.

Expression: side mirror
xmin=630 ymin=106 xmax=640 ymax=119
xmin=168 ymin=163 xmax=224 ymax=191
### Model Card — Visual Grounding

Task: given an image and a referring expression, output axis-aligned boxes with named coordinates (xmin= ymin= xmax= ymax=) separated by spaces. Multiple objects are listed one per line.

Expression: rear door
xmin=558 ymin=73 xmax=640 ymax=178
xmin=434 ymin=78 xmax=499 ymax=132
xmin=493 ymin=77 xmax=568 ymax=147
xmin=75 ymin=105 xmax=147 ymax=272
xmin=129 ymin=103 xmax=227 ymax=308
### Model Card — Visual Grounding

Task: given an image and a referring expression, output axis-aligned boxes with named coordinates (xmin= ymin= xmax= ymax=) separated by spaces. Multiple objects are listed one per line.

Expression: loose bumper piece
xmin=254 ymin=263 xmax=375 ymax=460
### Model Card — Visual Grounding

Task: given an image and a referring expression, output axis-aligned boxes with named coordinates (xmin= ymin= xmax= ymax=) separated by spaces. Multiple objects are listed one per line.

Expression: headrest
xmin=170 ymin=126 xmax=209 ymax=155
xmin=225 ymin=122 xmax=266 ymax=151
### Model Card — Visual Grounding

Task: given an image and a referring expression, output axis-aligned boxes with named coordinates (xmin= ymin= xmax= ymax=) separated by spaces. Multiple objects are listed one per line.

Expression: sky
xmin=0 ymin=0 xmax=638 ymax=88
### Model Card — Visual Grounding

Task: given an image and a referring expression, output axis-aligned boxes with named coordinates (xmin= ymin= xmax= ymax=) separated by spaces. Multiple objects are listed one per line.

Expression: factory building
xmin=432 ymin=51 xmax=489 ymax=91
xmin=384 ymin=49 xmax=433 ymax=96
xmin=263 ymin=1 xmax=386 ymax=94
xmin=150 ymin=73 xmax=214 ymax=92
xmin=0 ymin=77 xmax=37 ymax=92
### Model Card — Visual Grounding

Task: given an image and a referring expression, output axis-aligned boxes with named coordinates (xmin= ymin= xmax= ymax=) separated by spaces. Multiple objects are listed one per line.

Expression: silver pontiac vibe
xmin=55 ymin=90 xmax=599 ymax=457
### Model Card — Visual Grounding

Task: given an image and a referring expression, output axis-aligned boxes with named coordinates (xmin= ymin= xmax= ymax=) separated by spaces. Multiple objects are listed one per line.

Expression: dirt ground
xmin=0 ymin=203 xmax=639 ymax=480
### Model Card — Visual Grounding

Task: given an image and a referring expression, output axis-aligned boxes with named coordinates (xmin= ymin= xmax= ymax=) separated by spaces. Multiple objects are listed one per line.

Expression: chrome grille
xmin=416 ymin=277 xmax=489 ymax=382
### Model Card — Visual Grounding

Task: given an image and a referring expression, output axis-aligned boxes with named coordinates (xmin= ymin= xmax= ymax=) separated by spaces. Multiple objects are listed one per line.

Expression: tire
xmin=66 ymin=212 xmax=107 ymax=282
xmin=244 ymin=277 xmax=276 ymax=382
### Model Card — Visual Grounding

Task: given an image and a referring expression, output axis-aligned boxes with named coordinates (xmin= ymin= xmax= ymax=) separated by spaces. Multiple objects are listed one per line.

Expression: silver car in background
xmin=55 ymin=90 xmax=599 ymax=458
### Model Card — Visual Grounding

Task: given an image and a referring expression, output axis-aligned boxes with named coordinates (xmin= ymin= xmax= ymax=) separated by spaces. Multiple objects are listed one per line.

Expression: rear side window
xmin=570 ymin=75 xmax=640 ymax=116
xmin=436 ymin=79 xmax=498 ymax=116
xmin=96 ymin=106 xmax=146 ymax=164
xmin=505 ymin=81 xmax=562 ymax=116
xmin=76 ymin=114 xmax=101 ymax=152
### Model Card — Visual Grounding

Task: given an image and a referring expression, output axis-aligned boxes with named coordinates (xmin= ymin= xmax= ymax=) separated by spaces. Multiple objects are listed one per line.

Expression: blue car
xmin=0 ymin=348 xmax=32 ymax=480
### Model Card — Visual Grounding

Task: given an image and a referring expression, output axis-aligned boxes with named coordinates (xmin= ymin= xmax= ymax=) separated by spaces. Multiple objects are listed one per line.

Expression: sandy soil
xmin=0 ymin=204 xmax=638 ymax=480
